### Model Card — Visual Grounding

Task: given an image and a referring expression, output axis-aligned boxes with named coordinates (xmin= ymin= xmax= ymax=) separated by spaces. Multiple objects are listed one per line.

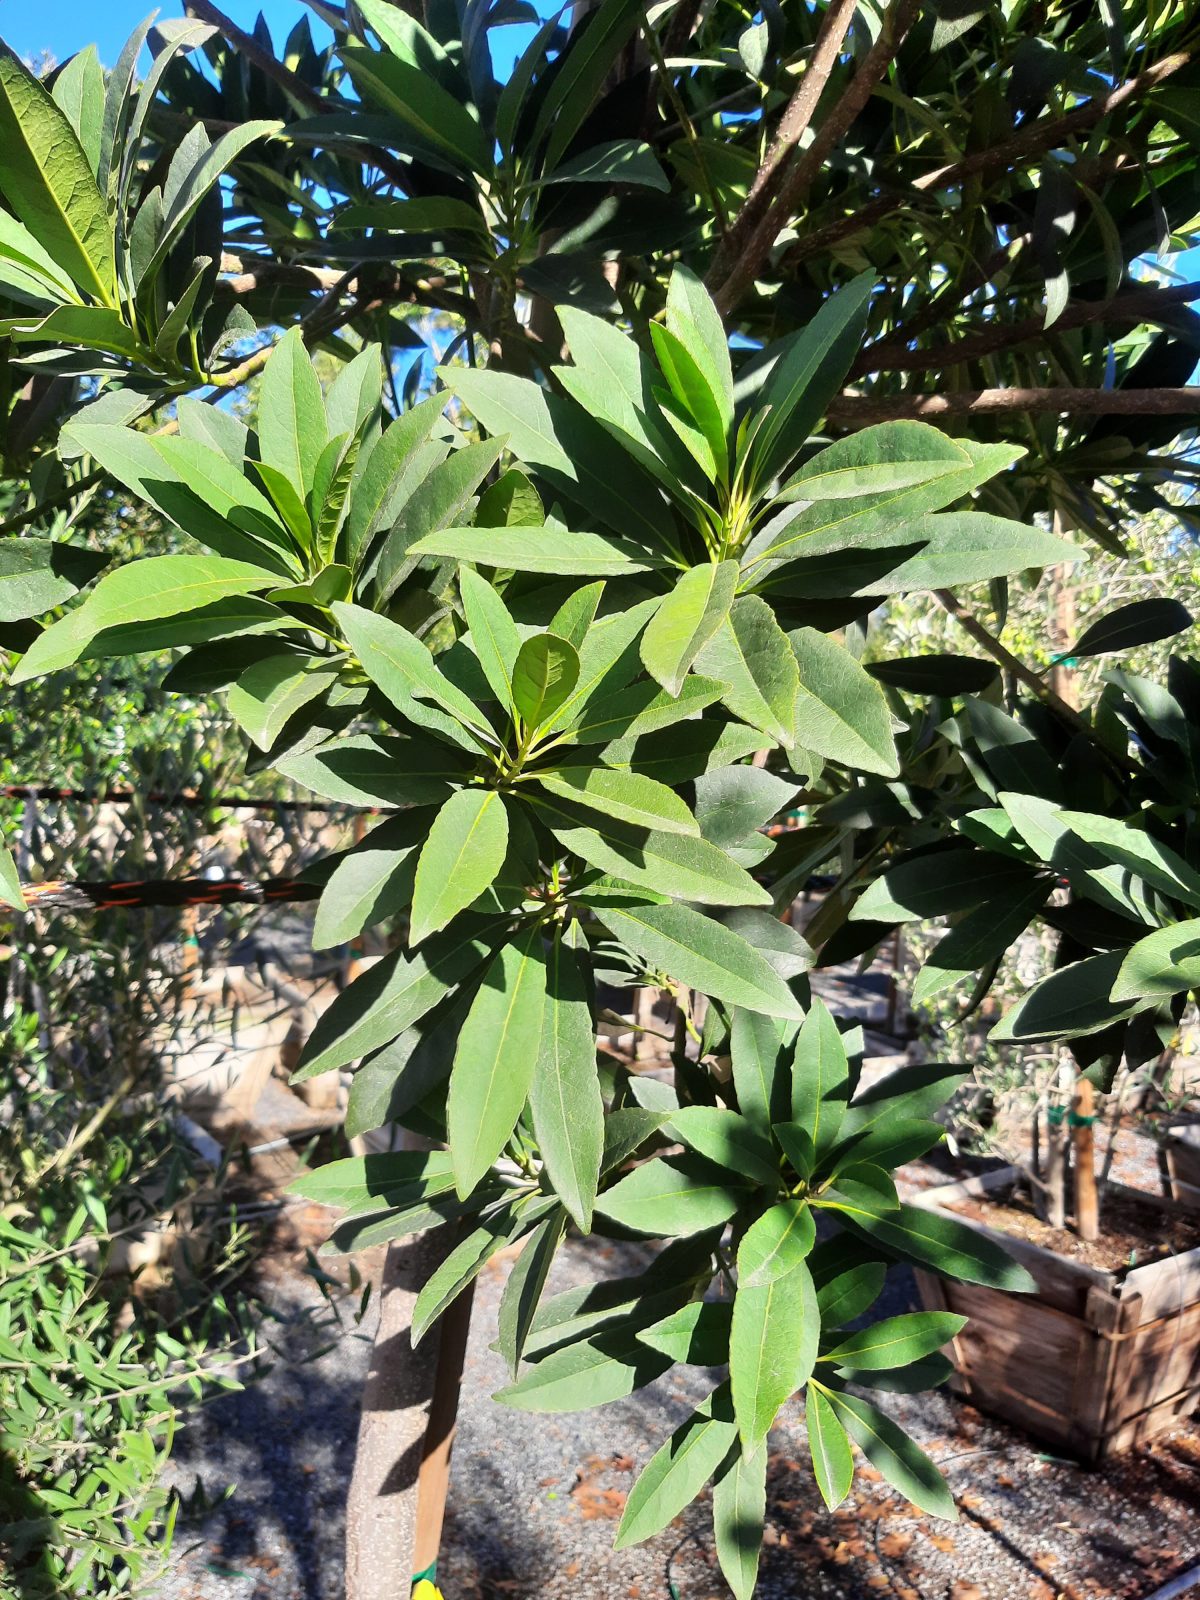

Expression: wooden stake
xmin=411 ymin=1282 xmax=476 ymax=1577
xmin=1073 ymin=1077 xmax=1100 ymax=1242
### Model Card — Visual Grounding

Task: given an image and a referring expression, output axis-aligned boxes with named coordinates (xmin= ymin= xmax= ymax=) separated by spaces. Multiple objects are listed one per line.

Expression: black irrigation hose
xmin=0 ymin=784 xmax=389 ymax=815
xmin=16 ymin=876 xmax=321 ymax=913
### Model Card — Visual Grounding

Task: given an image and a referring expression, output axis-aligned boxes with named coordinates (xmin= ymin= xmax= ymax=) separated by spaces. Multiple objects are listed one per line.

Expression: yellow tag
xmin=412 ymin=1582 xmax=444 ymax=1600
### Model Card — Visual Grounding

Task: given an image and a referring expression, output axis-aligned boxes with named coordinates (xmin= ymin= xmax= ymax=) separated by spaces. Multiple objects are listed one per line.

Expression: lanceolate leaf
xmin=640 ymin=561 xmax=739 ymax=695
xmin=531 ymin=927 xmax=604 ymax=1233
xmin=410 ymin=788 xmax=510 ymax=946
xmin=822 ymin=1311 xmax=965 ymax=1370
xmin=731 ymin=1219 xmax=819 ymax=1448
xmin=594 ymin=1154 xmax=748 ymax=1236
xmin=789 ymin=628 xmax=899 ymax=776
xmin=447 ymin=925 xmax=548 ymax=1197
xmin=1111 ymin=920 xmax=1200 ymax=1003
xmin=0 ymin=539 xmax=107 ymax=623
xmin=460 ymin=566 xmax=520 ymax=711
xmin=312 ymin=813 xmax=430 ymax=950
xmin=412 ymin=524 xmax=652 ymax=576
xmin=712 ymin=1441 xmax=768 ymax=1600
xmin=257 ymin=326 xmax=327 ymax=501
xmin=615 ymin=1385 xmax=738 ymax=1550
xmin=533 ymin=766 xmax=698 ymax=835
xmin=789 ymin=997 xmax=850 ymax=1156
xmin=805 ymin=1384 xmax=855 ymax=1510
xmin=670 ymin=1107 xmax=780 ymax=1187
xmin=849 ymin=1203 xmax=1037 ymax=1292
xmin=822 ymin=1389 xmax=958 ymax=1521
xmin=497 ymin=1211 xmax=566 ymax=1377
xmin=494 ymin=1332 xmax=672 ymax=1413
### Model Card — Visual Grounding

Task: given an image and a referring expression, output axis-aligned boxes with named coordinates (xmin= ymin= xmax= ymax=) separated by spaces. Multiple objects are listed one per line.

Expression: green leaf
xmin=594 ymin=1154 xmax=747 ymax=1236
xmin=640 ymin=562 xmax=739 ymax=696
xmin=695 ymin=596 xmax=798 ymax=747
xmin=823 ymin=1311 xmax=965 ymax=1370
xmin=636 ymin=1301 xmax=732 ymax=1365
xmin=372 ymin=437 xmax=507 ymax=603
xmin=815 ymin=1263 xmax=886 ymax=1327
xmin=670 ymin=1107 xmax=780 ymax=1187
xmin=910 ymin=878 xmax=1052 ymax=1006
xmin=852 ymin=845 xmax=1037 ymax=923
xmin=277 ymin=732 xmax=464 ymax=807
xmin=557 ymin=673 xmax=727 ymax=747
xmin=0 ymin=844 xmax=24 ymax=911
xmin=312 ymin=813 xmax=429 ymax=950
xmin=543 ymin=138 xmax=669 ymax=190
xmin=651 ymin=322 xmax=729 ymax=480
xmin=147 ymin=119 xmax=282 ymax=285
xmin=512 ymin=632 xmax=581 ymax=730
xmin=789 ymin=628 xmax=899 ymax=776
xmin=333 ymin=601 xmax=494 ymax=750
xmin=51 ymin=44 xmax=105 ymax=174
xmin=534 ymin=766 xmax=698 ymax=835
xmin=712 ymin=1442 xmax=768 ymax=1600
xmin=1072 ymin=597 xmax=1192 ymax=658
xmin=257 ymin=325 xmax=327 ymax=500
xmin=411 ymin=524 xmax=652 ymax=576
xmin=594 ymin=900 xmax=802 ymax=1018
xmin=780 ymin=421 xmax=970 ymax=502
xmin=498 ymin=1211 xmax=566 ymax=1377
xmin=0 ymin=539 xmax=107 ymax=622
xmin=788 ymin=998 xmax=849 ymax=1156
xmin=1112 ymin=920 xmax=1200 ymax=1003
xmin=0 ymin=43 xmax=116 ymax=304
xmin=822 ymin=1389 xmax=958 ymax=1520
xmin=531 ymin=927 xmax=603 ymax=1232
xmin=549 ymin=582 xmax=604 ymax=650
xmin=989 ymin=950 xmax=1135 ymax=1043
xmin=731 ymin=1211 xmax=819 ymax=1447
xmin=494 ymin=1331 xmax=672 ymax=1413
xmin=615 ymin=1384 xmax=738 ymax=1549
xmin=339 ymin=42 xmax=491 ymax=174
xmin=730 ymin=1008 xmax=793 ymax=1130
xmin=288 ymin=1149 xmax=452 ymax=1209
xmin=850 ymin=1203 xmax=1037 ymax=1292
xmin=11 ymin=556 xmax=281 ymax=682
xmin=460 ymin=567 xmax=520 ymax=711
xmin=748 ymin=274 xmax=874 ymax=490
xmin=533 ymin=796 xmax=767 ymax=908
xmin=666 ymin=264 xmax=734 ymax=441
xmin=837 ymin=1061 xmax=970 ymax=1147
xmin=693 ymin=766 xmax=798 ymax=850
xmin=336 ymin=196 xmax=488 ymax=235
xmin=805 ymin=1384 xmax=855 ymax=1510
xmin=532 ymin=0 xmax=642 ymax=171
xmin=341 ymin=395 xmax=443 ymax=569
xmin=410 ymin=789 xmax=510 ymax=946
xmin=294 ymin=927 xmax=494 ymax=1078
xmin=448 ymin=924 xmax=548 ymax=1196
xmin=413 ymin=1198 xmax=548 ymax=1345
xmin=1053 ymin=810 xmax=1200 ymax=911
xmin=0 ymin=207 xmax=80 ymax=299
xmin=226 ymin=653 xmax=338 ymax=751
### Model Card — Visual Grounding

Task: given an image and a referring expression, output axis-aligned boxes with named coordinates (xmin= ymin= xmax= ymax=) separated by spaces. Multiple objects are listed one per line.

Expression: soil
xmin=947 ymin=1179 xmax=1200 ymax=1274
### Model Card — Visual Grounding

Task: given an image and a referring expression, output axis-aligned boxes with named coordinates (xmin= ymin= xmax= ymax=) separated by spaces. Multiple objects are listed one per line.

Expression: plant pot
xmin=910 ymin=1167 xmax=1200 ymax=1462
xmin=1165 ymin=1123 xmax=1200 ymax=1208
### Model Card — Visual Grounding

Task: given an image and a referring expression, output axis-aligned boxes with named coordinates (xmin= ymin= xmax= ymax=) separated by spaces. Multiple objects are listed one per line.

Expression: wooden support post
xmin=411 ymin=1283 xmax=476 ymax=1579
xmin=1073 ymin=1077 xmax=1100 ymax=1242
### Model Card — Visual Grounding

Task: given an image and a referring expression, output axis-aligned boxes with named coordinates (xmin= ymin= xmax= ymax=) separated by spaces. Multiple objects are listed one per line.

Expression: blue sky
xmin=2 ymin=0 xmax=329 ymax=68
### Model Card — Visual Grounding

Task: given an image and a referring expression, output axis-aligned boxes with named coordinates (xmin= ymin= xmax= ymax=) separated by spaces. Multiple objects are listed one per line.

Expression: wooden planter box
xmin=1165 ymin=1124 xmax=1200 ymax=1208
xmin=910 ymin=1168 xmax=1200 ymax=1462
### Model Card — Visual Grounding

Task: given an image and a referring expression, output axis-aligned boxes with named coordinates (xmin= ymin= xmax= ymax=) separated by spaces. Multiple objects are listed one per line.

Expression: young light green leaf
xmin=410 ymin=788 xmax=510 ymax=946
xmin=510 ymin=631 xmax=580 ymax=731
xmin=534 ymin=766 xmax=698 ymax=836
xmin=651 ymin=322 xmax=730 ymax=481
xmin=666 ymin=264 xmax=734 ymax=442
xmin=593 ymin=900 xmax=803 ymax=1019
xmin=448 ymin=925 xmax=548 ymax=1197
xmin=460 ymin=566 xmax=520 ymax=711
xmin=615 ymin=1384 xmax=738 ymax=1550
xmin=640 ymin=561 xmax=739 ymax=696
xmin=531 ymin=927 xmax=603 ymax=1233
xmin=805 ymin=1384 xmax=855 ymax=1510
xmin=594 ymin=1155 xmax=748 ymax=1236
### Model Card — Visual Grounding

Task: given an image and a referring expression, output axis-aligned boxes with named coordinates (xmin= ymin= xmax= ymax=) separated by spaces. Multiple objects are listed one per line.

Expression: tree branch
xmin=708 ymin=0 xmax=859 ymax=286
xmin=785 ymin=49 xmax=1192 ymax=273
xmin=934 ymin=589 xmax=1091 ymax=734
xmin=826 ymin=386 xmax=1200 ymax=425
xmin=712 ymin=0 xmax=920 ymax=315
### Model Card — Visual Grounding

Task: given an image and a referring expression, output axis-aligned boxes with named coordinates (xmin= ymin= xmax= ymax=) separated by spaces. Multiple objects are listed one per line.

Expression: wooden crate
xmin=1165 ymin=1124 xmax=1200 ymax=1208
xmin=910 ymin=1167 xmax=1200 ymax=1462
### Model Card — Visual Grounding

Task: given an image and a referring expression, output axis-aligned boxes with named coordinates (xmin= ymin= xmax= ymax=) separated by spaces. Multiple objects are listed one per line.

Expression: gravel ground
xmin=156 ymin=1212 xmax=1200 ymax=1600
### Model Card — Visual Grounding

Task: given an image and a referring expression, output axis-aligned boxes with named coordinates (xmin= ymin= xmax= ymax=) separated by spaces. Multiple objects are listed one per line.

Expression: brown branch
xmin=709 ymin=0 xmax=859 ymax=286
xmin=786 ymin=49 xmax=1192 ymax=272
xmin=852 ymin=282 xmax=1200 ymax=378
xmin=712 ymin=0 xmax=920 ymax=315
xmin=826 ymin=386 xmax=1200 ymax=425
xmin=933 ymin=589 xmax=1091 ymax=734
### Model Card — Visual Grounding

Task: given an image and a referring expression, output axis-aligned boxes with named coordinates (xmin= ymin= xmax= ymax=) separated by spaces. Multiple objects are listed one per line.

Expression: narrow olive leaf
xmin=789 ymin=997 xmax=850 ymax=1156
xmin=594 ymin=1155 xmax=748 ymax=1236
xmin=696 ymin=596 xmax=798 ymax=747
xmin=823 ymin=1311 xmax=965 ymax=1371
xmin=789 ymin=627 xmax=899 ymax=777
xmin=410 ymin=789 xmax=509 ymax=946
xmin=615 ymin=1384 xmax=738 ymax=1550
xmin=294 ymin=928 xmax=493 ymax=1079
xmin=497 ymin=1211 xmax=567 ymax=1378
xmin=495 ymin=1333 xmax=672 ymax=1413
xmin=670 ymin=1107 xmax=780 ymax=1187
xmin=447 ymin=925 xmax=548 ymax=1197
xmin=1072 ymin=597 xmax=1192 ymax=658
xmin=636 ymin=1301 xmax=732 ymax=1365
xmin=531 ymin=927 xmax=604 ymax=1233
xmin=460 ymin=566 xmax=520 ymax=710
xmin=513 ymin=632 xmax=580 ymax=730
xmin=332 ymin=601 xmax=494 ymax=749
xmin=226 ymin=655 xmax=338 ymax=751
xmin=823 ymin=1389 xmax=958 ymax=1521
xmin=712 ymin=1441 xmax=768 ymax=1600
xmin=534 ymin=766 xmax=699 ymax=835
xmin=410 ymin=524 xmax=652 ymax=575
xmin=731 ymin=1210 xmax=820 ymax=1447
xmin=11 ymin=556 xmax=282 ymax=682
xmin=413 ymin=1198 xmax=553 ymax=1346
xmin=593 ymin=902 xmax=802 ymax=1023
xmin=1112 ymin=919 xmax=1200 ymax=1003
xmin=0 ymin=844 xmax=24 ymax=912
xmin=815 ymin=1263 xmax=887 ymax=1327
xmin=640 ymin=561 xmax=739 ymax=695
xmin=312 ymin=813 xmax=430 ymax=950
xmin=848 ymin=1203 xmax=1036 ymax=1292
xmin=805 ymin=1384 xmax=855 ymax=1510
xmin=0 ymin=43 xmax=116 ymax=304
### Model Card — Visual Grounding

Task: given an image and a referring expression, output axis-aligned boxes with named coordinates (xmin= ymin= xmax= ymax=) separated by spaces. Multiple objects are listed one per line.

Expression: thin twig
xmin=933 ymin=588 xmax=1092 ymax=733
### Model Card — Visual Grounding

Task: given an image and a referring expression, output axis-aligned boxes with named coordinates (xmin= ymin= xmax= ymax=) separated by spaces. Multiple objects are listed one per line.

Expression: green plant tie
xmin=1068 ymin=1111 xmax=1098 ymax=1127
xmin=1046 ymin=1105 xmax=1066 ymax=1124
